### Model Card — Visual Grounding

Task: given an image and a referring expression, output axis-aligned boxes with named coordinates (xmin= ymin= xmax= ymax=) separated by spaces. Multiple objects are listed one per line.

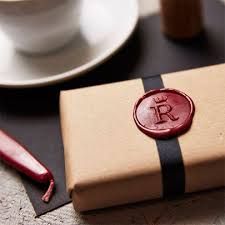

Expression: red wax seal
xmin=133 ymin=89 xmax=195 ymax=139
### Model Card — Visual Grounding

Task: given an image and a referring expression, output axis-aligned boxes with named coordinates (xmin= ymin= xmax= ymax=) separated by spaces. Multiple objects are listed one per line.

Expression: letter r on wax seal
xmin=133 ymin=89 xmax=195 ymax=139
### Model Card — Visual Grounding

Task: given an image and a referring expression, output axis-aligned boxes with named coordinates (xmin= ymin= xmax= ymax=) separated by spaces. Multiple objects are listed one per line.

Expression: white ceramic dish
xmin=0 ymin=0 xmax=82 ymax=55
xmin=0 ymin=0 xmax=138 ymax=88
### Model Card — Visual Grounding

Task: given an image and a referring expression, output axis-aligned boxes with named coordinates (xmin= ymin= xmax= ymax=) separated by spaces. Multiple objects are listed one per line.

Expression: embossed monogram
xmin=150 ymin=95 xmax=179 ymax=124
xmin=134 ymin=88 xmax=194 ymax=139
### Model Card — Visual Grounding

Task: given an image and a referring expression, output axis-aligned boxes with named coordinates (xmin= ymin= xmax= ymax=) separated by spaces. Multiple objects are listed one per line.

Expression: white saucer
xmin=0 ymin=0 xmax=138 ymax=88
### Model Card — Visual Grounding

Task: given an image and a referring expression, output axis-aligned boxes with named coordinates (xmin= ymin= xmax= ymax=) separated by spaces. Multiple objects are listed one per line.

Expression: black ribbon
xmin=142 ymin=76 xmax=185 ymax=198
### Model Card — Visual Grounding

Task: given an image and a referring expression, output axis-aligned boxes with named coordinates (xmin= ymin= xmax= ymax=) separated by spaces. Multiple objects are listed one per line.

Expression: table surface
xmin=0 ymin=0 xmax=225 ymax=224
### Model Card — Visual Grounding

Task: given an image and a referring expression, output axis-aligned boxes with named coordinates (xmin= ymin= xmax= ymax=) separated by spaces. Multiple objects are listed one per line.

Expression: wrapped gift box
xmin=60 ymin=64 xmax=225 ymax=212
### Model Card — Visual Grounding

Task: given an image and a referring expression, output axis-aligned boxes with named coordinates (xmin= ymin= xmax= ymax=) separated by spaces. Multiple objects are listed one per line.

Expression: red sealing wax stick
xmin=0 ymin=130 xmax=54 ymax=203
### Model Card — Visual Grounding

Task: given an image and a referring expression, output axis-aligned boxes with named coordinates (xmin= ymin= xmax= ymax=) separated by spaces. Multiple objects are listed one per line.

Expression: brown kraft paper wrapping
xmin=60 ymin=64 xmax=225 ymax=212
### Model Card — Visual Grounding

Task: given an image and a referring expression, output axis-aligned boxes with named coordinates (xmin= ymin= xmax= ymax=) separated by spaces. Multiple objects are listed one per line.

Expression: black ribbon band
xmin=142 ymin=76 xmax=185 ymax=198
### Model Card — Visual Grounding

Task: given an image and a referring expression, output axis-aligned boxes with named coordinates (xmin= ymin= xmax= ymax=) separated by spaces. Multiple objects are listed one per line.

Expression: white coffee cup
xmin=0 ymin=0 xmax=81 ymax=54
